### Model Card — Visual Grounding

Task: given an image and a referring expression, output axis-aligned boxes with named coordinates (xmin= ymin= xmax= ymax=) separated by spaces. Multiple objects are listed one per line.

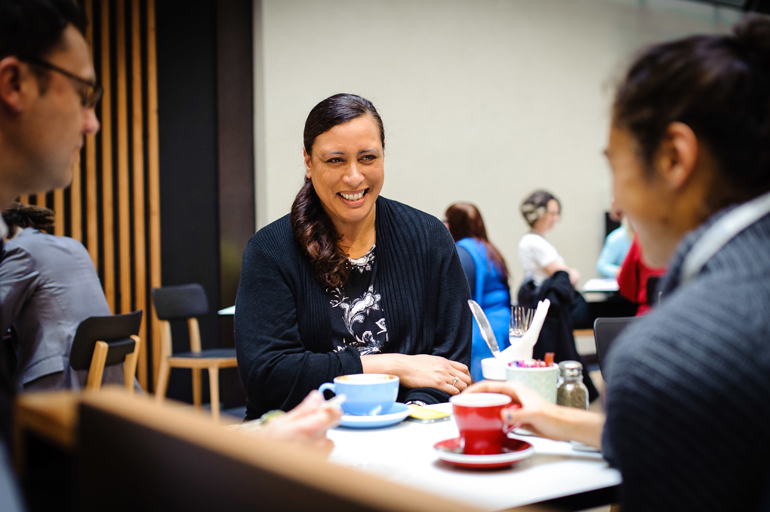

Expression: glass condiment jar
xmin=556 ymin=361 xmax=589 ymax=410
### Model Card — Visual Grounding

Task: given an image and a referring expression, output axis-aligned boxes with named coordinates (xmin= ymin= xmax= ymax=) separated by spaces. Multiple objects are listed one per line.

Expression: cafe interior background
xmin=8 ymin=0 xmax=762 ymax=510
xmin=29 ymin=0 xmax=744 ymax=417
xmin=243 ymin=0 xmax=741 ymax=407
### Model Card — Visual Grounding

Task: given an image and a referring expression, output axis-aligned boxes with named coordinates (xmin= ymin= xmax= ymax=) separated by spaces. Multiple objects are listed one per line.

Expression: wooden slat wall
xmin=147 ymin=0 xmax=162 ymax=396
xmin=19 ymin=0 xmax=162 ymax=391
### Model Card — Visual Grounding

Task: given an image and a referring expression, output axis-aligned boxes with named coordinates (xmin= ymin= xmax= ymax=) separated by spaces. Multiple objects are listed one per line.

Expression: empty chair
xmin=69 ymin=310 xmax=143 ymax=393
xmin=152 ymin=284 xmax=237 ymax=423
xmin=593 ymin=316 xmax=640 ymax=375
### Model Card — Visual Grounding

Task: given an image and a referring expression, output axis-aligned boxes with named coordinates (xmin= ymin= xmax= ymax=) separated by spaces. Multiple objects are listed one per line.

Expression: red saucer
xmin=433 ymin=436 xmax=533 ymax=469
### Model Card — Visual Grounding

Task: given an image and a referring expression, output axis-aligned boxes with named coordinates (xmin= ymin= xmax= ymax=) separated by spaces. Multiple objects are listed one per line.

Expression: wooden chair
xmin=593 ymin=316 xmax=640 ymax=375
xmin=152 ymin=283 xmax=237 ymax=423
xmin=69 ymin=310 xmax=143 ymax=393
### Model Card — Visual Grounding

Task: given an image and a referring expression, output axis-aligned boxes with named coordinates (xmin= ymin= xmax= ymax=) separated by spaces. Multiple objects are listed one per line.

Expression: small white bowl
xmin=480 ymin=357 xmax=508 ymax=381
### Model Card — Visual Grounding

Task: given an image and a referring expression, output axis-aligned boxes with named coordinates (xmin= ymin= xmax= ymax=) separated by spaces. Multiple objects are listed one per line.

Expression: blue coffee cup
xmin=319 ymin=374 xmax=399 ymax=416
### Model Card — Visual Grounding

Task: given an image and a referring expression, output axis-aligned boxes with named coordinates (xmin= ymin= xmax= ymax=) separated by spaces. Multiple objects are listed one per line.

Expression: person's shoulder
xmin=610 ymin=271 xmax=770 ymax=387
xmin=377 ymin=196 xmax=443 ymax=228
xmin=519 ymin=233 xmax=545 ymax=249
xmin=6 ymin=228 xmax=75 ymax=254
xmin=606 ymin=226 xmax=626 ymax=243
xmin=377 ymin=196 xmax=449 ymax=244
xmin=247 ymin=214 xmax=293 ymax=248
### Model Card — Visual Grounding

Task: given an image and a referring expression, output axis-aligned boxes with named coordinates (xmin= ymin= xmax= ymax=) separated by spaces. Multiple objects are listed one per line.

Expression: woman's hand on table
xmin=258 ymin=390 xmax=342 ymax=456
xmin=361 ymin=353 xmax=471 ymax=394
xmin=464 ymin=380 xmax=605 ymax=449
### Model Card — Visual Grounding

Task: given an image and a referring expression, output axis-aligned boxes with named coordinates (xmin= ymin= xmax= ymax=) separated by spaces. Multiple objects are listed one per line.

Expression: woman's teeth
xmin=340 ymin=191 xmax=365 ymax=201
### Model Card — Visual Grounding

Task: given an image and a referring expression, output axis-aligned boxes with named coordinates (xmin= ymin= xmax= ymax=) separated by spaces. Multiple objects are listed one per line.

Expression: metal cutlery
xmin=509 ymin=306 xmax=535 ymax=339
xmin=468 ymin=300 xmax=501 ymax=358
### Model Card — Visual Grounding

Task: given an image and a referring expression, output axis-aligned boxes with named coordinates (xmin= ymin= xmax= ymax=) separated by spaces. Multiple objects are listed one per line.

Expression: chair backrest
xmin=646 ymin=276 xmax=661 ymax=306
xmin=593 ymin=316 xmax=639 ymax=374
xmin=70 ymin=311 xmax=143 ymax=371
xmin=152 ymin=284 xmax=209 ymax=321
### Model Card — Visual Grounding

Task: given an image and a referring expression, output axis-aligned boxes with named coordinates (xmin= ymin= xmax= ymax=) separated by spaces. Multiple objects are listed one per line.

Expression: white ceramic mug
xmin=505 ymin=365 xmax=559 ymax=403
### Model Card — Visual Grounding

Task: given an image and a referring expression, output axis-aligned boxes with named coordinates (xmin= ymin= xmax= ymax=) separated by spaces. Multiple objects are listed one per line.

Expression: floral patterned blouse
xmin=328 ymin=244 xmax=389 ymax=356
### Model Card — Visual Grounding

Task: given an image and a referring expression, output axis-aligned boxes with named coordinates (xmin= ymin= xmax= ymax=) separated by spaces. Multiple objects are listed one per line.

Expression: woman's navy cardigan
xmin=235 ymin=196 xmax=472 ymax=419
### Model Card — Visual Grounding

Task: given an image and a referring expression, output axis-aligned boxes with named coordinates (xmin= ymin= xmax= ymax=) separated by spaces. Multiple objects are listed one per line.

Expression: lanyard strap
xmin=681 ymin=190 xmax=770 ymax=284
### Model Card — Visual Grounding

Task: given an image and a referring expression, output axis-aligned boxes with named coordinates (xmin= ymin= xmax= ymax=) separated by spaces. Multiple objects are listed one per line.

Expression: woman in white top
xmin=518 ymin=190 xmax=580 ymax=287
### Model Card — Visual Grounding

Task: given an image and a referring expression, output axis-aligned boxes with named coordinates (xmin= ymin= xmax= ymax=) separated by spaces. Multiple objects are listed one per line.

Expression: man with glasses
xmin=0 ymin=1 xmax=101 ymax=509
xmin=0 ymin=0 xmax=341 ymax=508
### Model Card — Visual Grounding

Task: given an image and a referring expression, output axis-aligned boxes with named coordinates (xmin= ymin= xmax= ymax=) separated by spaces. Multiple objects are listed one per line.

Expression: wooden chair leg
xmin=208 ymin=365 xmax=220 ymax=424
xmin=123 ymin=335 xmax=141 ymax=395
xmin=86 ymin=341 xmax=109 ymax=391
xmin=192 ymin=368 xmax=202 ymax=410
xmin=155 ymin=359 xmax=170 ymax=402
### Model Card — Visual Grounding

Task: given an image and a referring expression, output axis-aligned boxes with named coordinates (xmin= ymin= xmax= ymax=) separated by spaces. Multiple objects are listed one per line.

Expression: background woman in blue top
xmin=445 ymin=203 xmax=511 ymax=382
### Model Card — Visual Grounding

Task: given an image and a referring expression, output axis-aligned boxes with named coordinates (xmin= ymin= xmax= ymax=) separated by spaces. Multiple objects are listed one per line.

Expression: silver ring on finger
xmin=452 ymin=376 xmax=459 ymax=387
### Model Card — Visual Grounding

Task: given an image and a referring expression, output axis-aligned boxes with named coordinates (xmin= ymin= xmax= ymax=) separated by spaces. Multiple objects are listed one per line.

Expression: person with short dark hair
xmin=0 ymin=1 xmax=101 ymax=508
xmin=468 ymin=14 xmax=770 ymax=511
xmin=0 ymin=0 xmax=100 ymax=210
xmin=235 ymin=93 xmax=472 ymax=419
xmin=445 ymin=203 xmax=510 ymax=382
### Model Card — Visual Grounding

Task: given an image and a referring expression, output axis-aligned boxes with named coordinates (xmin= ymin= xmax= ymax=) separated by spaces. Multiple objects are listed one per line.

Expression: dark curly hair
xmin=2 ymin=203 xmax=55 ymax=235
xmin=291 ymin=93 xmax=385 ymax=289
xmin=613 ymin=13 xmax=770 ymax=213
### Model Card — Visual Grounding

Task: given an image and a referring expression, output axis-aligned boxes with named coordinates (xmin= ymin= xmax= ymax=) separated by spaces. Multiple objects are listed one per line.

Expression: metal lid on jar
xmin=558 ymin=360 xmax=583 ymax=379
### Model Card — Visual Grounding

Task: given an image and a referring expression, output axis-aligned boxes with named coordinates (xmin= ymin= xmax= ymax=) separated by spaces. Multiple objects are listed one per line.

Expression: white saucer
xmin=338 ymin=403 xmax=411 ymax=429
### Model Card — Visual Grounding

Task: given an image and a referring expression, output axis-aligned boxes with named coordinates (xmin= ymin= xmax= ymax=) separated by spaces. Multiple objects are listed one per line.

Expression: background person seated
xmin=596 ymin=213 xmax=633 ymax=278
xmin=617 ymin=233 xmax=666 ymax=315
xmin=0 ymin=204 xmax=134 ymax=391
xmin=445 ymin=203 xmax=511 ymax=382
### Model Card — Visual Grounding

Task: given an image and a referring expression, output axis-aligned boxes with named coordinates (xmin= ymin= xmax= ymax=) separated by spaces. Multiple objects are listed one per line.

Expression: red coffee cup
xmin=450 ymin=393 xmax=519 ymax=455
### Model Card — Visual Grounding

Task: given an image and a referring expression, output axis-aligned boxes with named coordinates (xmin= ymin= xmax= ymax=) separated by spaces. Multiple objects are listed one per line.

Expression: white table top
xmin=583 ymin=278 xmax=620 ymax=293
xmin=327 ymin=403 xmax=621 ymax=511
xmin=218 ymin=305 xmax=235 ymax=315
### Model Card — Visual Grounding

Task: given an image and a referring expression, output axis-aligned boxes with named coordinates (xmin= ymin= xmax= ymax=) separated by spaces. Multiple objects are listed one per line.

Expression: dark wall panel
xmin=156 ymin=0 xmax=221 ymax=404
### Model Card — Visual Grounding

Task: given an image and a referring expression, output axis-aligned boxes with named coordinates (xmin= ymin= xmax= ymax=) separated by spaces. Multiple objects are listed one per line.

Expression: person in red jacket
xmin=617 ymin=234 xmax=666 ymax=315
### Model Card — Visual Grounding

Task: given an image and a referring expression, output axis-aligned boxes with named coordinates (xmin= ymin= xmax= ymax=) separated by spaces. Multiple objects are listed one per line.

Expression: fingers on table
xmin=447 ymin=371 xmax=471 ymax=393
xmin=449 ymin=360 xmax=470 ymax=375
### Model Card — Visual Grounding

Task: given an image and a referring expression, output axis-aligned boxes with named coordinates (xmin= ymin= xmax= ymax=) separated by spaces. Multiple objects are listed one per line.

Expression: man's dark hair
xmin=0 ymin=0 xmax=87 ymax=61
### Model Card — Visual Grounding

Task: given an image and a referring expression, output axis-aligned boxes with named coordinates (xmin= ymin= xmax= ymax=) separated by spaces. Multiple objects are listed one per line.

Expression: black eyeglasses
xmin=21 ymin=56 xmax=103 ymax=109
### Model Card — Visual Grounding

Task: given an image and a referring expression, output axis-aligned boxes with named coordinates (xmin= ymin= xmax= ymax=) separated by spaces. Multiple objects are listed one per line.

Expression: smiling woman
xmin=235 ymin=94 xmax=472 ymax=420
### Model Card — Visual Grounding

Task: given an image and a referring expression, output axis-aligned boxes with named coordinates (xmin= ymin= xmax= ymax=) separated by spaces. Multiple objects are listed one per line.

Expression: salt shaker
xmin=556 ymin=361 xmax=588 ymax=410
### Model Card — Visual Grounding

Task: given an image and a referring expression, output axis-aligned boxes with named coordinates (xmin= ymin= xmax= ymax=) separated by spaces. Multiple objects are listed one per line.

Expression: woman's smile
xmin=338 ymin=188 xmax=368 ymax=203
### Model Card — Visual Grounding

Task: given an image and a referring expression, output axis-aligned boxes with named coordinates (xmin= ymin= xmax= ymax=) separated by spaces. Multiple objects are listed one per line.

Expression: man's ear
xmin=0 ymin=57 xmax=25 ymax=113
xmin=655 ymin=122 xmax=698 ymax=191
xmin=303 ymin=147 xmax=312 ymax=179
